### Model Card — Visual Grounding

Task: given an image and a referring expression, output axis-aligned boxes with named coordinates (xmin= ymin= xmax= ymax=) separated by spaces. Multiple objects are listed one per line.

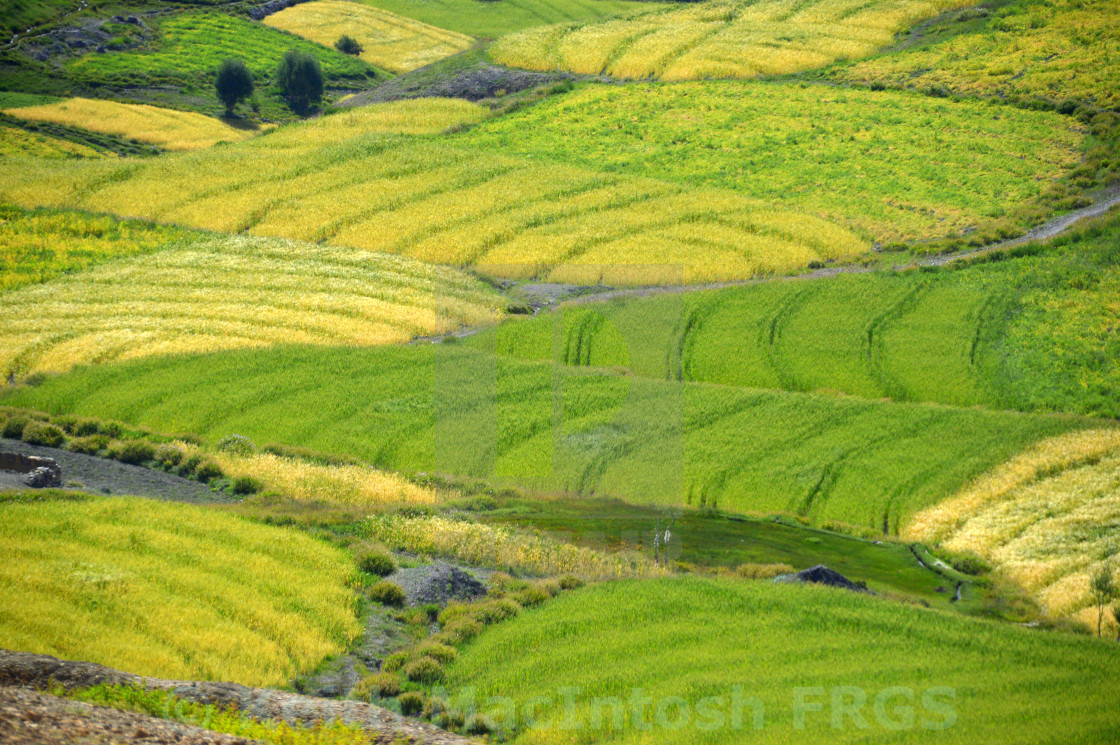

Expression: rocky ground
xmin=0 ymin=438 xmax=224 ymax=503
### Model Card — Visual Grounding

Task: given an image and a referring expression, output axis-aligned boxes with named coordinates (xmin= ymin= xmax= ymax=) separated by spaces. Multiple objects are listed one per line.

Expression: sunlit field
xmin=357 ymin=0 xmax=661 ymax=38
xmin=0 ymin=122 xmax=102 ymax=159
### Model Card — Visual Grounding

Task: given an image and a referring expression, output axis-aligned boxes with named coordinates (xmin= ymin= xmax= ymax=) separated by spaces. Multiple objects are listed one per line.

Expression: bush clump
xmin=402 ymin=655 xmax=444 ymax=684
xmin=473 ymin=598 xmax=521 ymax=625
xmin=512 ymin=585 xmax=550 ymax=607
xmin=356 ymin=548 xmax=396 ymax=577
xmin=381 ymin=651 xmax=409 ymax=673
xmin=2 ymin=416 xmax=29 ymax=440
xmin=368 ymin=580 xmax=405 ymax=607
xmin=334 ymin=35 xmax=362 ymax=55
xmin=415 ymin=641 xmax=457 ymax=664
xmin=67 ymin=435 xmax=106 ymax=455
xmin=216 ymin=434 xmax=256 ymax=456
xmin=441 ymin=617 xmax=482 ymax=643
xmin=72 ymin=419 xmax=101 ymax=437
xmin=558 ymin=575 xmax=584 ymax=590
xmin=398 ymin=691 xmax=425 ymax=717
xmin=22 ymin=421 xmax=65 ymax=447
xmin=232 ymin=476 xmax=263 ymax=495
xmin=154 ymin=443 xmax=184 ymax=468
xmin=109 ymin=440 xmax=155 ymax=465
xmin=194 ymin=460 xmax=223 ymax=483
xmin=948 ymin=551 xmax=992 ymax=576
xmin=352 ymin=671 xmax=400 ymax=700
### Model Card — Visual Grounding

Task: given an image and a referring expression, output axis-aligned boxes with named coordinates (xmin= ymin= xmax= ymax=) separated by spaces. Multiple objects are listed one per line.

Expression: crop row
xmin=490 ymin=0 xmax=974 ymax=81
xmin=357 ymin=0 xmax=660 ymax=38
xmin=0 ymin=231 xmax=503 ymax=377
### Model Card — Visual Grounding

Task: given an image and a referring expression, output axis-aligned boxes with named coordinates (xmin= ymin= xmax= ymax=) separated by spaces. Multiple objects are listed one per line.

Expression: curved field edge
xmin=0 ymin=343 xmax=1096 ymax=534
xmin=0 ymin=495 xmax=361 ymax=686
xmin=439 ymin=577 xmax=1120 ymax=743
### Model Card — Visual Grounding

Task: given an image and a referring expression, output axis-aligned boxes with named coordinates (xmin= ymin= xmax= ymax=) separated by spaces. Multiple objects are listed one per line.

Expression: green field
xmin=1 ymin=342 xmax=1089 ymax=533
xmin=442 ymin=578 xmax=1120 ymax=743
xmin=358 ymin=0 xmax=662 ymax=38
xmin=482 ymin=213 xmax=1120 ymax=419
xmin=0 ymin=0 xmax=80 ymax=37
xmin=65 ymin=12 xmax=382 ymax=86
xmin=0 ymin=494 xmax=360 ymax=687
xmin=461 ymin=81 xmax=1084 ymax=242
xmin=828 ymin=0 xmax=1120 ymax=110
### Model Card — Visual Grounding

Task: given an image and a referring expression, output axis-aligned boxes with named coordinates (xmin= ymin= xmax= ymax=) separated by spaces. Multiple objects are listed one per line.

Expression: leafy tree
xmin=214 ymin=59 xmax=253 ymax=116
xmin=335 ymin=35 xmax=362 ymax=56
xmin=275 ymin=49 xmax=323 ymax=113
xmin=1112 ymin=598 xmax=1120 ymax=642
xmin=1090 ymin=563 xmax=1116 ymax=637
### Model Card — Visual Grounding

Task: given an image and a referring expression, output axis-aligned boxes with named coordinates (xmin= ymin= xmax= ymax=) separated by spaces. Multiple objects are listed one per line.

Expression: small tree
xmin=276 ymin=49 xmax=323 ymax=113
xmin=1090 ymin=563 xmax=1116 ymax=637
xmin=215 ymin=58 xmax=253 ymax=116
xmin=335 ymin=35 xmax=362 ymax=55
xmin=1112 ymin=599 xmax=1120 ymax=642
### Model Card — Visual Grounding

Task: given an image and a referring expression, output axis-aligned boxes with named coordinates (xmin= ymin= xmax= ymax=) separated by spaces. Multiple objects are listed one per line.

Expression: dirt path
xmin=0 ymin=438 xmax=225 ymax=503
xmin=0 ymin=649 xmax=474 ymax=745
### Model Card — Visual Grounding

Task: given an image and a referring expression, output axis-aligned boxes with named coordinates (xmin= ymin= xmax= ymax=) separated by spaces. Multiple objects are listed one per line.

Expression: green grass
xmin=0 ymin=204 xmax=187 ymax=292
xmin=459 ymin=80 xmax=1084 ymax=242
xmin=441 ymin=577 xmax=1120 ymax=744
xmin=356 ymin=0 xmax=663 ymax=39
xmin=0 ymin=92 xmax=63 ymax=108
xmin=483 ymin=212 xmax=1120 ymax=419
xmin=0 ymin=0 xmax=81 ymax=37
xmin=0 ymin=342 xmax=1089 ymax=534
xmin=66 ymin=12 xmax=383 ymax=88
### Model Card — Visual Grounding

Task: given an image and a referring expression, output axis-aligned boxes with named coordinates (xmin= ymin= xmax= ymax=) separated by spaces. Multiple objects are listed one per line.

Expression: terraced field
xmin=358 ymin=0 xmax=661 ymax=38
xmin=0 ymin=495 xmax=360 ymax=686
xmin=0 ymin=231 xmax=503 ymax=377
xmin=263 ymin=0 xmax=473 ymax=74
xmin=1 ymin=343 xmax=1087 ymax=533
xmin=461 ymin=81 xmax=1084 ymax=241
xmin=484 ymin=213 xmax=1120 ymax=418
xmin=0 ymin=122 xmax=101 ymax=158
xmin=0 ymin=205 xmax=186 ymax=292
xmin=490 ymin=0 xmax=973 ymax=81
xmin=0 ymin=100 xmax=869 ymax=285
xmin=65 ymin=12 xmax=379 ymax=85
xmin=3 ymin=97 xmax=265 ymax=151
xmin=444 ymin=578 xmax=1120 ymax=744
xmin=831 ymin=0 xmax=1120 ymax=109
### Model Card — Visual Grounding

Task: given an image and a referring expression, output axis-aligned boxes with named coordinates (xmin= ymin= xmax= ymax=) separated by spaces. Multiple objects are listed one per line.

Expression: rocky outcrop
xmin=0 ymin=452 xmax=61 ymax=488
xmin=772 ymin=565 xmax=873 ymax=593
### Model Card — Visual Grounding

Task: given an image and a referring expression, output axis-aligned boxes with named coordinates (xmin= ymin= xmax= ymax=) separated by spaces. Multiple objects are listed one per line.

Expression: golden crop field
xmin=3 ymin=98 xmax=265 ymax=151
xmin=0 ymin=232 xmax=503 ymax=377
xmin=0 ymin=497 xmax=361 ymax=686
xmin=906 ymin=428 xmax=1120 ymax=627
xmin=833 ymin=0 xmax=1120 ymax=109
xmin=263 ymin=0 xmax=474 ymax=73
xmin=490 ymin=0 xmax=974 ymax=80
xmin=0 ymin=100 xmax=870 ymax=286
xmin=0 ymin=123 xmax=103 ymax=159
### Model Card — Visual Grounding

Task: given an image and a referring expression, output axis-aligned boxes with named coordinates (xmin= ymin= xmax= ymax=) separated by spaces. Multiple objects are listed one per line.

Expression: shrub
xmin=22 ymin=421 xmax=65 ymax=448
xmin=381 ymin=651 xmax=409 ymax=673
xmin=72 ymin=419 xmax=101 ymax=437
xmin=178 ymin=454 xmax=204 ymax=477
xmin=334 ymin=35 xmax=362 ymax=56
xmin=356 ymin=548 xmax=396 ymax=577
xmin=276 ymin=49 xmax=323 ymax=112
xmin=437 ymin=602 xmax=469 ymax=626
xmin=558 ymin=575 xmax=584 ymax=590
xmin=194 ymin=460 xmax=223 ymax=483
xmin=398 ymin=691 xmax=425 ymax=716
xmin=154 ymin=443 xmax=184 ymax=468
xmin=415 ymin=641 xmax=457 ymax=664
xmin=109 ymin=440 xmax=155 ymax=465
xmin=441 ymin=617 xmax=483 ymax=643
xmin=352 ymin=672 xmax=399 ymax=700
xmin=2 ymin=416 xmax=29 ymax=439
xmin=948 ymin=551 xmax=992 ymax=576
xmin=51 ymin=415 xmax=77 ymax=433
xmin=512 ymin=585 xmax=550 ymax=607
xmin=232 ymin=476 xmax=263 ymax=495
xmin=369 ymin=580 xmax=405 ymax=607
xmin=473 ymin=598 xmax=521 ymax=625
xmin=465 ymin=714 xmax=491 ymax=735
xmin=216 ymin=434 xmax=256 ymax=456
xmin=100 ymin=421 xmax=123 ymax=439
xmin=215 ymin=58 xmax=254 ymax=116
xmin=68 ymin=435 xmax=106 ymax=455
xmin=402 ymin=656 xmax=444 ymax=684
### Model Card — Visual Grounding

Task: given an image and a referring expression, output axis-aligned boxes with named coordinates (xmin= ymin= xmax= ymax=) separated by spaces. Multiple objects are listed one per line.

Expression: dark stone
xmin=773 ymin=564 xmax=873 ymax=593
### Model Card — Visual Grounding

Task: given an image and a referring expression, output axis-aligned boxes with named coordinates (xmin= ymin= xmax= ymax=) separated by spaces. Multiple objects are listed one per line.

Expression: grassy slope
xmin=0 ymin=343 xmax=1088 ymax=533
xmin=356 ymin=0 xmax=661 ymax=38
xmin=481 ymin=213 xmax=1120 ymax=419
xmin=0 ymin=494 xmax=360 ymax=686
xmin=459 ymin=81 xmax=1083 ymax=242
xmin=444 ymin=578 xmax=1120 ymax=744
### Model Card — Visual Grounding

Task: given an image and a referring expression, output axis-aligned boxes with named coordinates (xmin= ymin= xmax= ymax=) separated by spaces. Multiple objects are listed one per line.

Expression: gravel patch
xmin=390 ymin=562 xmax=488 ymax=606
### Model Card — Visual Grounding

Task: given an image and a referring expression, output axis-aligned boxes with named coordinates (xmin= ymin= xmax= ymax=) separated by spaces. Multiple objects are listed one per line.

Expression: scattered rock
xmin=772 ymin=565 xmax=873 ymax=593
xmin=390 ymin=563 xmax=487 ymax=606
xmin=1 ymin=452 xmax=61 ymax=488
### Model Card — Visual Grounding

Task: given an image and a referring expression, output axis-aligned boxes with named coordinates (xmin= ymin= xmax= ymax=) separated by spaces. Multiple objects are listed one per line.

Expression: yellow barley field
xmin=491 ymin=0 xmax=975 ymax=81
xmin=906 ymin=429 xmax=1120 ymax=626
xmin=0 ymin=496 xmax=361 ymax=686
xmin=0 ymin=124 xmax=103 ymax=159
xmin=0 ymin=101 xmax=871 ymax=287
xmin=263 ymin=0 xmax=474 ymax=73
xmin=2 ymin=98 xmax=265 ymax=151
xmin=0 ymin=232 xmax=503 ymax=377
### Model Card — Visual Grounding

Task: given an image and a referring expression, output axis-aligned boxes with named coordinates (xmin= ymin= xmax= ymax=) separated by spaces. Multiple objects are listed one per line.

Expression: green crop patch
xmin=481 ymin=212 xmax=1120 ymax=419
xmin=1 ymin=342 xmax=1088 ymax=533
xmin=357 ymin=0 xmax=662 ymax=39
xmin=442 ymin=578 xmax=1120 ymax=743
xmin=460 ymin=81 xmax=1084 ymax=243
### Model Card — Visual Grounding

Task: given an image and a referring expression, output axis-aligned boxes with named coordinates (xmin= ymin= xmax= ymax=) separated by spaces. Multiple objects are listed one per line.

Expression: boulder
xmin=772 ymin=564 xmax=872 ymax=593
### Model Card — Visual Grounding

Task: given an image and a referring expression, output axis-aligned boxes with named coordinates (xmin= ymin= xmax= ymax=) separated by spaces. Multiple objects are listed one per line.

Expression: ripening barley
xmin=0 ymin=125 xmax=103 ymax=159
